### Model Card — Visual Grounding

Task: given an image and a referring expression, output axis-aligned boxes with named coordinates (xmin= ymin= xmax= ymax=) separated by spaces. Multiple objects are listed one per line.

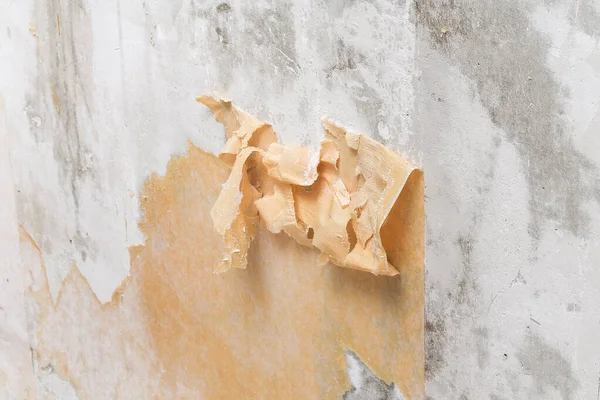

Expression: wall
xmin=1 ymin=0 xmax=599 ymax=398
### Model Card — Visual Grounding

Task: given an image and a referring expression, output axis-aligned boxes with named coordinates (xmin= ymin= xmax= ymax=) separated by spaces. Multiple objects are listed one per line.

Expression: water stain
xmin=424 ymin=302 xmax=446 ymax=380
xmin=46 ymin=0 xmax=96 ymax=213
xmin=323 ymin=0 xmax=413 ymax=147
xmin=456 ymin=234 xmax=477 ymax=307
xmin=326 ymin=39 xmax=363 ymax=77
xmin=424 ymin=232 xmax=486 ymax=386
xmin=561 ymin=0 xmax=600 ymax=38
xmin=216 ymin=2 xmax=231 ymax=13
xmin=325 ymin=36 xmax=387 ymax=144
xmin=473 ymin=326 xmax=489 ymax=369
xmin=203 ymin=2 xmax=300 ymax=89
xmin=415 ymin=0 xmax=599 ymax=240
xmin=517 ymin=333 xmax=578 ymax=399
xmin=23 ymin=143 xmax=425 ymax=399
xmin=566 ymin=302 xmax=581 ymax=312
xmin=20 ymin=0 xmax=97 ymax=266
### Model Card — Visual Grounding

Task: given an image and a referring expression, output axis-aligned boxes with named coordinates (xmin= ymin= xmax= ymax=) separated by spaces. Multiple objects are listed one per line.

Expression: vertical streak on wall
xmin=0 ymin=96 xmax=37 ymax=399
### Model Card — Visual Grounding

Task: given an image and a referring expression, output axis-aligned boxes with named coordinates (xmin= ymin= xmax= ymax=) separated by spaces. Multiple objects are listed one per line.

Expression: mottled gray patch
xmin=298 ymin=96 xmax=309 ymax=123
xmin=41 ymin=363 xmax=54 ymax=374
xmin=571 ymin=0 xmax=600 ymax=38
xmin=216 ymin=2 xmax=231 ymax=13
xmin=510 ymin=269 xmax=527 ymax=286
xmin=328 ymin=0 xmax=359 ymax=19
xmin=566 ymin=302 xmax=581 ymax=312
xmin=325 ymin=37 xmax=386 ymax=142
xmin=473 ymin=326 xmax=489 ymax=368
xmin=203 ymin=2 xmax=299 ymax=89
xmin=45 ymin=0 xmax=97 ymax=210
xmin=456 ymin=234 xmax=478 ymax=307
xmin=425 ymin=303 xmax=446 ymax=380
xmin=422 ymin=89 xmax=501 ymax=390
xmin=425 ymin=229 xmax=490 ymax=386
xmin=327 ymin=39 xmax=363 ymax=77
xmin=517 ymin=333 xmax=578 ymax=399
xmin=18 ymin=0 xmax=98 ymax=261
xmin=415 ymin=0 xmax=599 ymax=240
xmin=343 ymin=350 xmax=407 ymax=400
xmin=24 ymin=96 xmax=45 ymax=143
xmin=6 ymin=27 xmax=11 ymax=38
xmin=323 ymin=0 xmax=411 ymax=146
xmin=215 ymin=26 xmax=228 ymax=45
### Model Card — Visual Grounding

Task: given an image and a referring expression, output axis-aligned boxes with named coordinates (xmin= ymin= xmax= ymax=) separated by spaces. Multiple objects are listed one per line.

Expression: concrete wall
xmin=1 ymin=0 xmax=599 ymax=398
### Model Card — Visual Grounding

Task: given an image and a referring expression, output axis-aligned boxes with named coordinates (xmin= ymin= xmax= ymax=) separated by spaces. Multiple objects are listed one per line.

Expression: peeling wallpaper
xmin=18 ymin=143 xmax=423 ymax=399
xmin=1 ymin=0 xmax=599 ymax=399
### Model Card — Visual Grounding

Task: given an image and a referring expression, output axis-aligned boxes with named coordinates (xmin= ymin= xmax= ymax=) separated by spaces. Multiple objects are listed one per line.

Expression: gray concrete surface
xmin=1 ymin=0 xmax=598 ymax=398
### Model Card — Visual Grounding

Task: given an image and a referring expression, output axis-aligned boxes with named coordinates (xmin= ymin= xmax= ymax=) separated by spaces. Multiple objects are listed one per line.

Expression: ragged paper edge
xmin=198 ymin=96 xmax=422 ymax=276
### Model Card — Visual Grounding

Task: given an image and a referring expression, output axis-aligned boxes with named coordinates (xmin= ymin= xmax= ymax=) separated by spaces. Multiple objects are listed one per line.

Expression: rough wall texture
xmin=0 ymin=0 xmax=599 ymax=398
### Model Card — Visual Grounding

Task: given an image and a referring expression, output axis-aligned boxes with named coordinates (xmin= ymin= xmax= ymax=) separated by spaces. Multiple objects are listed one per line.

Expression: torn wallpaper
xmin=18 ymin=97 xmax=424 ymax=399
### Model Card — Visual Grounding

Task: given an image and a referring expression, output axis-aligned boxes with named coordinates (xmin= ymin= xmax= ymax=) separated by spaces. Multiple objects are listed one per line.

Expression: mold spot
xmin=456 ymin=234 xmax=477 ymax=306
xmin=425 ymin=312 xmax=446 ymax=380
xmin=326 ymin=38 xmax=386 ymax=143
xmin=517 ymin=334 xmax=579 ymax=398
xmin=572 ymin=0 xmax=600 ymax=38
xmin=216 ymin=2 xmax=231 ymax=13
xmin=215 ymin=26 xmax=228 ymax=45
xmin=203 ymin=2 xmax=300 ymax=89
xmin=327 ymin=39 xmax=362 ymax=77
xmin=415 ymin=0 xmax=599 ymax=240
xmin=473 ymin=326 xmax=489 ymax=368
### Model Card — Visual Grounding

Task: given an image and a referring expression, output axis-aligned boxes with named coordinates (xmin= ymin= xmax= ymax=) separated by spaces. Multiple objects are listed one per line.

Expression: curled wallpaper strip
xmin=197 ymin=95 xmax=422 ymax=276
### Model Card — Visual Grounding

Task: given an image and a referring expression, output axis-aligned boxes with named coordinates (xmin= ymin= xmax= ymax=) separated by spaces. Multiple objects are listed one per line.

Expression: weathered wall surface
xmin=418 ymin=1 xmax=600 ymax=398
xmin=0 ymin=0 xmax=598 ymax=398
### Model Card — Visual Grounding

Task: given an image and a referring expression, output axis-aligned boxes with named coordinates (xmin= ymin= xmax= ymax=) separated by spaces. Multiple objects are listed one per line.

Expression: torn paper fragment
xmin=201 ymin=95 xmax=422 ymax=276
xmin=209 ymin=147 xmax=261 ymax=272
xmin=263 ymin=143 xmax=320 ymax=186
xmin=196 ymin=96 xmax=276 ymax=165
xmin=262 ymin=143 xmax=319 ymax=186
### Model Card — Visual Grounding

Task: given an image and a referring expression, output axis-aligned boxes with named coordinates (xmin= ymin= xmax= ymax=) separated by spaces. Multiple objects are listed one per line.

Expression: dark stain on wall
xmin=517 ymin=333 xmax=579 ymax=399
xmin=322 ymin=0 xmax=412 ymax=146
xmin=473 ymin=326 xmax=489 ymax=369
xmin=574 ymin=0 xmax=600 ymax=38
xmin=19 ymin=0 xmax=98 ymax=264
xmin=326 ymin=39 xmax=362 ymax=77
xmin=203 ymin=1 xmax=300 ymax=90
xmin=424 ymin=302 xmax=446 ymax=381
xmin=46 ymin=0 xmax=97 ymax=214
xmin=456 ymin=235 xmax=477 ymax=307
xmin=216 ymin=2 xmax=231 ymax=13
xmin=415 ymin=0 xmax=600 ymax=241
xmin=545 ymin=0 xmax=600 ymax=37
